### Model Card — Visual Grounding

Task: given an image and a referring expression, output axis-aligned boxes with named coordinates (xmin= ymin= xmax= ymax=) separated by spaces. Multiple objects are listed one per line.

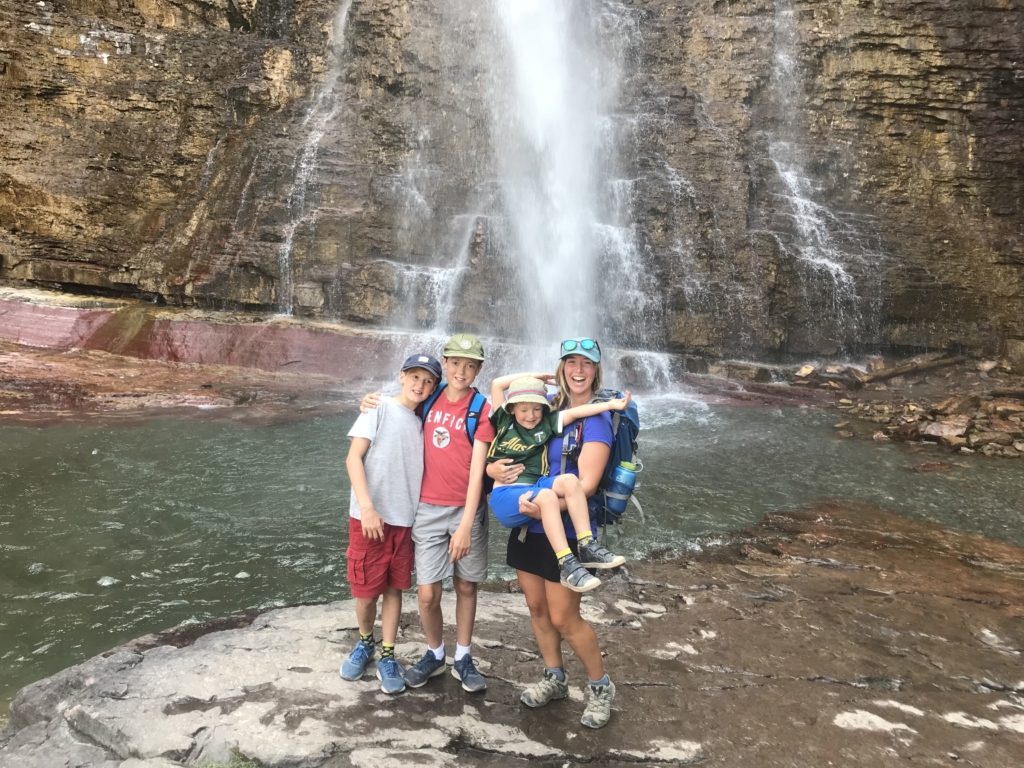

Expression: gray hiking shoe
xmin=520 ymin=669 xmax=570 ymax=708
xmin=452 ymin=654 xmax=487 ymax=692
xmin=581 ymin=680 xmax=616 ymax=729
xmin=578 ymin=538 xmax=626 ymax=569
xmin=404 ymin=650 xmax=446 ymax=688
xmin=559 ymin=554 xmax=601 ymax=593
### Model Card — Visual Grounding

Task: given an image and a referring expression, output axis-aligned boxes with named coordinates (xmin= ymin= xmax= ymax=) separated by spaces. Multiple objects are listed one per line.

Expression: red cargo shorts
xmin=346 ymin=517 xmax=414 ymax=599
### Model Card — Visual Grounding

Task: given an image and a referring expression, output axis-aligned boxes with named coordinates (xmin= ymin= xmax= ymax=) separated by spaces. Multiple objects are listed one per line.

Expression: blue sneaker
xmin=376 ymin=657 xmax=406 ymax=695
xmin=451 ymin=655 xmax=487 ymax=693
xmin=404 ymin=650 xmax=446 ymax=688
xmin=339 ymin=640 xmax=375 ymax=681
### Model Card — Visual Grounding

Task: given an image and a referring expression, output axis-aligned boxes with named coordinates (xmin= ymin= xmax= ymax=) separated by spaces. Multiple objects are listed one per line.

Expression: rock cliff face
xmin=1 ymin=0 xmax=1022 ymax=358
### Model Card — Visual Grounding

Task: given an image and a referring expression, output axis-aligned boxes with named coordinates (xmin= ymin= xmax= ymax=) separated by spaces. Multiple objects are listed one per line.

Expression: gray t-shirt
xmin=347 ymin=396 xmax=424 ymax=527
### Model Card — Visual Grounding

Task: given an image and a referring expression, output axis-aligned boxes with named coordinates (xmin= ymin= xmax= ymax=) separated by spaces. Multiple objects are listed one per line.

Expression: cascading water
xmin=767 ymin=0 xmax=885 ymax=349
xmin=486 ymin=1 xmax=606 ymax=343
xmin=276 ymin=0 xmax=353 ymax=315
xmin=382 ymin=0 xmax=674 ymax=387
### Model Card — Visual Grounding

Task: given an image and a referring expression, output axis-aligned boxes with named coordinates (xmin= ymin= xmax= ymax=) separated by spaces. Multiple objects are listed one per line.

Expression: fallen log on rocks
xmin=860 ymin=356 xmax=966 ymax=385
xmin=991 ymin=389 xmax=1024 ymax=399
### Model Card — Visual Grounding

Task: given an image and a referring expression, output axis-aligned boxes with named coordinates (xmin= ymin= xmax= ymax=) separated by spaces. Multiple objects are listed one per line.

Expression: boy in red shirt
xmin=360 ymin=334 xmax=495 ymax=692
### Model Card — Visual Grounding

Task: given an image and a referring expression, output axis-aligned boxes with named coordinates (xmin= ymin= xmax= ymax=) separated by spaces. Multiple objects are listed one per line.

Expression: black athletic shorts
xmin=506 ymin=529 xmax=580 ymax=584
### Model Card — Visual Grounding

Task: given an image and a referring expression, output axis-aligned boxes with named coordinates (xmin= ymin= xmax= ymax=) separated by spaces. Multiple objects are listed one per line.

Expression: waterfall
xmin=487 ymin=0 xmax=622 ymax=345
xmin=767 ymin=0 xmax=885 ymax=348
xmin=351 ymin=0 xmax=689 ymax=396
xmin=378 ymin=0 xmax=666 ymax=382
xmin=769 ymin=2 xmax=855 ymax=312
xmin=276 ymin=1 xmax=353 ymax=315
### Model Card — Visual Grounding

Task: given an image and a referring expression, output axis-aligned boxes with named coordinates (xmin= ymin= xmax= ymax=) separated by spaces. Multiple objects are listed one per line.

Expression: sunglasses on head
xmin=560 ymin=338 xmax=600 ymax=356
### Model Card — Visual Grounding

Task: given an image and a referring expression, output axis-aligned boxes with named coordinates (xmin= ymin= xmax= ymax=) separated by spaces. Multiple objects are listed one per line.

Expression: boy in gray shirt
xmin=340 ymin=354 xmax=442 ymax=694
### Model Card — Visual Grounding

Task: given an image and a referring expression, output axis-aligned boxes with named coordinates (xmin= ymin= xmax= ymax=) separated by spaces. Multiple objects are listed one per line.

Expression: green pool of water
xmin=2 ymin=400 xmax=1022 ymax=710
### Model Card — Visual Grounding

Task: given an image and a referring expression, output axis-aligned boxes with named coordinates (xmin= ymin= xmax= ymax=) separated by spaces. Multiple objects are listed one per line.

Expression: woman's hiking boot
xmin=520 ymin=669 xmax=570 ymax=708
xmin=558 ymin=554 xmax=601 ymax=592
xmin=581 ymin=680 xmax=616 ymax=729
xmin=578 ymin=539 xmax=626 ymax=569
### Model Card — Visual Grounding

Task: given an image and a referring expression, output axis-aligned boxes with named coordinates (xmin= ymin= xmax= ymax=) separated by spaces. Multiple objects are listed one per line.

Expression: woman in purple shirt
xmin=486 ymin=337 xmax=616 ymax=729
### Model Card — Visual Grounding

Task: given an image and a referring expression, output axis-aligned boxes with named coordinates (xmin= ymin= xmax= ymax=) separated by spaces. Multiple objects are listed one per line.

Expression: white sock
xmin=454 ymin=643 xmax=471 ymax=662
xmin=429 ymin=643 xmax=445 ymax=662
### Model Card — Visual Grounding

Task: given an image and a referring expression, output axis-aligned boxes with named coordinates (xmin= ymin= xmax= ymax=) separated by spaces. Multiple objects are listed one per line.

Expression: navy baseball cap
xmin=401 ymin=353 xmax=442 ymax=380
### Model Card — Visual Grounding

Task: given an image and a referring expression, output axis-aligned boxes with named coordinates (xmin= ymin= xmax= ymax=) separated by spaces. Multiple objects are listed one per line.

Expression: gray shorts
xmin=412 ymin=501 xmax=489 ymax=586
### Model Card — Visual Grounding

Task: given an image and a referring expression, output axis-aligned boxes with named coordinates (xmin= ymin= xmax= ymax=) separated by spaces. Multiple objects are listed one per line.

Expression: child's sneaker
xmin=404 ymin=650 xmax=446 ymax=688
xmin=558 ymin=554 xmax=601 ymax=593
xmin=520 ymin=669 xmax=570 ymax=708
xmin=451 ymin=654 xmax=487 ymax=692
xmin=376 ymin=657 xmax=406 ymax=695
xmin=581 ymin=680 xmax=616 ymax=729
xmin=578 ymin=538 xmax=626 ymax=569
xmin=339 ymin=640 xmax=375 ymax=681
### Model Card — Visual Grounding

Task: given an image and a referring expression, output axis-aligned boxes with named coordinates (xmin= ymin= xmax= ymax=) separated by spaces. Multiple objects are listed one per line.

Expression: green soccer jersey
xmin=486 ymin=407 xmax=564 ymax=485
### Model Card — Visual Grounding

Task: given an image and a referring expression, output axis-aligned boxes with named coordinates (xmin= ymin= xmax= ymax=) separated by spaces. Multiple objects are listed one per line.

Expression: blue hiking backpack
xmin=559 ymin=389 xmax=643 ymax=527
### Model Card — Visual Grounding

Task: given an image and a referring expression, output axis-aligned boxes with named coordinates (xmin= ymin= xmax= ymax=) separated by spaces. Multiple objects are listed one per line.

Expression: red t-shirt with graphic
xmin=420 ymin=390 xmax=496 ymax=506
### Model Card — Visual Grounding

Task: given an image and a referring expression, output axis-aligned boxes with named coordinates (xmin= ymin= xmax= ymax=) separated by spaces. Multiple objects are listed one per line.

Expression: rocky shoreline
xmin=791 ymin=355 xmax=1024 ymax=460
xmin=2 ymin=502 xmax=1023 ymax=767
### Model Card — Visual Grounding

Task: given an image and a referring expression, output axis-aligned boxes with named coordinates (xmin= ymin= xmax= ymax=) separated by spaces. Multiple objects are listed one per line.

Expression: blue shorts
xmin=490 ymin=476 xmax=558 ymax=528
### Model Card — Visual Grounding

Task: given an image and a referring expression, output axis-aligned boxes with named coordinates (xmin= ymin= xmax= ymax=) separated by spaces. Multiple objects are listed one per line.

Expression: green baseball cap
xmin=443 ymin=333 xmax=485 ymax=361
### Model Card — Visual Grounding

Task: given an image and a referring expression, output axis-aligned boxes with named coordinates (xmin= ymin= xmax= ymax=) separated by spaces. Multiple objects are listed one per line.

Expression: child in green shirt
xmin=487 ymin=373 xmax=630 ymax=592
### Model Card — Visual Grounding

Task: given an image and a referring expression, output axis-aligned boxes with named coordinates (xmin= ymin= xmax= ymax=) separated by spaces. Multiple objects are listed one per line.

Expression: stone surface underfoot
xmin=2 ymin=502 xmax=1024 ymax=766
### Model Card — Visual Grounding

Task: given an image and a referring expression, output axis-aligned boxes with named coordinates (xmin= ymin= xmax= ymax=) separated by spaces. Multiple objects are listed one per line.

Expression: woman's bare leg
xmin=516 ymin=569 xmax=564 ymax=670
xmin=546 ymin=581 xmax=605 ymax=681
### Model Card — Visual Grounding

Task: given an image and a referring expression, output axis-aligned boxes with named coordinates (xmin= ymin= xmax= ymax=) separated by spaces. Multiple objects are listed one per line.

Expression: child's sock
xmin=380 ymin=642 xmax=396 ymax=660
xmin=359 ymin=631 xmax=375 ymax=647
xmin=555 ymin=548 xmax=573 ymax=565
xmin=430 ymin=643 xmax=445 ymax=662
xmin=454 ymin=643 xmax=471 ymax=662
xmin=589 ymin=674 xmax=610 ymax=688
xmin=545 ymin=666 xmax=566 ymax=682
xmin=577 ymin=532 xmax=594 ymax=546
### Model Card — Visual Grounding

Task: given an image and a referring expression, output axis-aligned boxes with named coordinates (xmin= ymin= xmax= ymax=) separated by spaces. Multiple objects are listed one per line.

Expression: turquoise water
xmin=2 ymin=401 xmax=1023 ymax=710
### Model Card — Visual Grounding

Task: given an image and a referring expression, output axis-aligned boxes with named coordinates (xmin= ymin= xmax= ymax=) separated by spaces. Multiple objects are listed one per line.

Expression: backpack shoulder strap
xmin=420 ymin=381 xmax=447 ymax=423
xmin=560 ymin=419 xmax=585 ymax=474
xmin=465 ymin=387 xmax=486 ymax=443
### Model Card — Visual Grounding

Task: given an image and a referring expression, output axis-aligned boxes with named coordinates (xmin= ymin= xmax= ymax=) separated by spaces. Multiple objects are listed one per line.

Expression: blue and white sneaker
xmin=404 ymin=650 xmax=446 ymax=688
xmin=339 ymin=640 xmax=375 ymax=681
xmin=376 ymin=657 xmax=406 ymax=695
xmin=452 ymin=655 xmax=487 ymax=693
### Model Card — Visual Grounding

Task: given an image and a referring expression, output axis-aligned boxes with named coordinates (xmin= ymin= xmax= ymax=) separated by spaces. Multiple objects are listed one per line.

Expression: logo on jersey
xmin=432 ymin=427 xmax=451 ymax=448
xmin=533 ymin=431 xmax=547 ymax=443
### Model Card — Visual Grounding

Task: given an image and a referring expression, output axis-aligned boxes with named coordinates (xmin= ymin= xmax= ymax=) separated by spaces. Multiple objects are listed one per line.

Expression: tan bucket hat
xmin=504 ymin=377 xmax=551 ymax=411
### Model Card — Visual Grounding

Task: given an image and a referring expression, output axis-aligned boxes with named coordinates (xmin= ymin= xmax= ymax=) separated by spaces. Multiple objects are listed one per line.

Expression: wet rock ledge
xmin=3 ymin=503 xmax=1024 ymax=767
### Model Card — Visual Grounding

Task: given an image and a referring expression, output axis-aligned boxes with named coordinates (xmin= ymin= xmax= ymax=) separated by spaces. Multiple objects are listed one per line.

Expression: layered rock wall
xmin=1 ymin=0 xmax=1022 ymax=358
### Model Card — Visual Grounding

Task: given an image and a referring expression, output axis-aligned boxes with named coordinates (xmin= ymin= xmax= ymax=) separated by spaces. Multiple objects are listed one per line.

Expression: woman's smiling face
xmin=562 ymin=354 xmax=597 ymax=398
